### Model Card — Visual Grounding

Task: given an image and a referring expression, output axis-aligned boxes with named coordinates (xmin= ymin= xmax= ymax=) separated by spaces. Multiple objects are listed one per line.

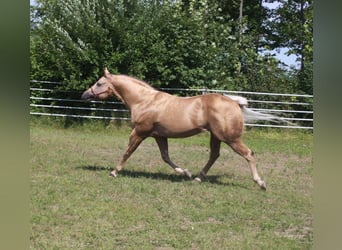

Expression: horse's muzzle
xmin=81 ymin=90 xmax=93 ymax=100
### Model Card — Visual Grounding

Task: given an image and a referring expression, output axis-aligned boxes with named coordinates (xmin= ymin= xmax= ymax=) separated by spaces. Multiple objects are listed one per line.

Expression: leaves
xmin=30 ymin=0 xmax=312 ymax=95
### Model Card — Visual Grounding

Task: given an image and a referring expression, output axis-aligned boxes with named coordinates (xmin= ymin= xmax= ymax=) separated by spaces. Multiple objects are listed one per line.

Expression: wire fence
xmin=30 ymin=80 xmax=313 ymax=130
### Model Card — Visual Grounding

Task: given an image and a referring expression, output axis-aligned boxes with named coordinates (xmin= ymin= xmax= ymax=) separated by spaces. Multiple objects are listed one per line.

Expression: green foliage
xmin=30 ymin=0 xmax=313 ymax=94
xmin=265 ymin=0 xmax=313 ymax=94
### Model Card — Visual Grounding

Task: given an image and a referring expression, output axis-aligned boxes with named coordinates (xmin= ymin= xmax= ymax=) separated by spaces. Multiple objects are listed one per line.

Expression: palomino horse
xmin=82 ymin=68 xmax=271 ymax=190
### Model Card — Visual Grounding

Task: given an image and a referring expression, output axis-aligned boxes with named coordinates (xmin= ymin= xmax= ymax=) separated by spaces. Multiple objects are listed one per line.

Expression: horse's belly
xmin=151 ymin=122 xmax=207 ymax=138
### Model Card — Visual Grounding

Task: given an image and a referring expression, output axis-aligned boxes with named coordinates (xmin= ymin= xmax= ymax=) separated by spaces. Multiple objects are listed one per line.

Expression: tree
xmin=265 ymin=0 xmax=313 ymax=94
xmin=30 ymin=0 xmax=307 ymax=95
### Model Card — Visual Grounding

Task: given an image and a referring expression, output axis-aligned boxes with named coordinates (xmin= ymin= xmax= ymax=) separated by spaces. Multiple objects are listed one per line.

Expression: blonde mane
xmin=117 ymin=75 xmax=155 ymax=90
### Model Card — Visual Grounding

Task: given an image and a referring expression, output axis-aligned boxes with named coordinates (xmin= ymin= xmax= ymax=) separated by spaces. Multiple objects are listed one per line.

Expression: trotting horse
xmin=82 ymin=68 xmax=276 ymax=190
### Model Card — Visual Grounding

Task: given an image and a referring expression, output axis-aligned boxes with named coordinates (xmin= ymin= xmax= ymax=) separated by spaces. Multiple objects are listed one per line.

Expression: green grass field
xmin=30 ymin=120 xmax=313 ymax=249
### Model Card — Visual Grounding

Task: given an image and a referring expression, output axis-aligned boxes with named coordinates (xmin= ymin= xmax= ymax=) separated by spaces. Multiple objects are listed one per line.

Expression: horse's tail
xmin=225 ymin=95 xmax=291 ymax=124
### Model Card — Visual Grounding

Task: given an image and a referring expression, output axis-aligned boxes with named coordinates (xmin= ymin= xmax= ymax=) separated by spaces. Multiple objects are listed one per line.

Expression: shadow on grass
xmin=76 ymin=165 xmax=248 ymax=189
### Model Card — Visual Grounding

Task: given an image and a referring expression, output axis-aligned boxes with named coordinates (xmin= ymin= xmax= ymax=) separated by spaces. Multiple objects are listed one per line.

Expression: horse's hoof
xmin=193 ymin=177 xmax=202 ymax=182
xmin=260 ymin=182 xmax=266 ymax=191
xmin=109 ymin=171 xmax=117 ymax=177
xmin=183 ymin=169 xmax=192 ymax=179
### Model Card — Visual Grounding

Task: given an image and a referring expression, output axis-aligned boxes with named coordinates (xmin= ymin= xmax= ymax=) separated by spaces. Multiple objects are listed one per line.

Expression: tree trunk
xmin=300 ymin=0 xmax=305 ymax=73
xmin=238 ymin=0 xmax=244 ymax=74
xmin=239 ymin=0 xmax=243 ymax=31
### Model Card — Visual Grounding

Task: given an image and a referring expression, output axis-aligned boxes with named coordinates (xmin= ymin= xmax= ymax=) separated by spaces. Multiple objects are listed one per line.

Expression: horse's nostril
xmin=81 ymin=92 xmax=92 ymax=100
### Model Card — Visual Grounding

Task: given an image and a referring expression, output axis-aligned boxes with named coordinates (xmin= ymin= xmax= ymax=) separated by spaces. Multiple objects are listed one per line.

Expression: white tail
xmin=225 ymin=95 xmax=290 ymax=124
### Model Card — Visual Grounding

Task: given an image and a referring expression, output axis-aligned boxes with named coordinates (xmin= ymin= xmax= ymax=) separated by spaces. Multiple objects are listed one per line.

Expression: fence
xmin=30 ymin=80 xmax=313 ymax=130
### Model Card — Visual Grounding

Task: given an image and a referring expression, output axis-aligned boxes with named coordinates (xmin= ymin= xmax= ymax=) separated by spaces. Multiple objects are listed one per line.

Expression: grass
xmin=30 ymin=119 xmax=313 ymax=249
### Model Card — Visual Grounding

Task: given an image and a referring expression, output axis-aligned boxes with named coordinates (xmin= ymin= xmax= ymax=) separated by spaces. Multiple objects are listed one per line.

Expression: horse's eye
xmin=96 ymin=82 xmax=103 ymax=87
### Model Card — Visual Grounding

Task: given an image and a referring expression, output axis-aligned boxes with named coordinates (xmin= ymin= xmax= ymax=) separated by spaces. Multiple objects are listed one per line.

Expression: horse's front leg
xmin=110 ymin=129 xmax=145 ymax=177
xmin=155 ymin=137 xmax=192 ymax=178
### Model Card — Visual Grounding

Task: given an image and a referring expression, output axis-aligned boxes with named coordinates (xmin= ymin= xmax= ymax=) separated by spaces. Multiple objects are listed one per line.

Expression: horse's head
xmin=81 ymin=68 xmax=115 ymax=100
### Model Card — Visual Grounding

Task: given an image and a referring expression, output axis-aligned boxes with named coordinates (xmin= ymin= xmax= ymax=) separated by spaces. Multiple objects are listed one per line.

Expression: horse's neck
xmin=112 ymin=76 xmax=156 ymax=108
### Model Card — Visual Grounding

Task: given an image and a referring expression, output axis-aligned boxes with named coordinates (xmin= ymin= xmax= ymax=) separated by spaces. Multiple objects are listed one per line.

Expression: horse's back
xmin=164 ymin=93 xmax=243 ymax=125
xmin=199 ymin=93 xmax=241 ymax=115
xmin=176 ymin=93 xmax=244 ymax=135
xmin=133 ymin=92 xmax=244 ymax=139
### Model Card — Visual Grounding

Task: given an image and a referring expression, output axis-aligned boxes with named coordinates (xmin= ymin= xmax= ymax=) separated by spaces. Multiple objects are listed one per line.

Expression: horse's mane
xmin=118 ymin=75 xmax=155 ymax=90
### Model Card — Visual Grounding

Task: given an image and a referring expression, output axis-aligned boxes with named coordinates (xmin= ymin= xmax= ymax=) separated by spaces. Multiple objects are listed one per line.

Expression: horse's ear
xmin=104 ymin=67 xmax=111 ymax=77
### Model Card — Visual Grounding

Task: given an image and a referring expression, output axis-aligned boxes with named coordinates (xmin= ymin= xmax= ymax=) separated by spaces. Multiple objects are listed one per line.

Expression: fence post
xmin=202 ymin=87 xmax=208 ymax=95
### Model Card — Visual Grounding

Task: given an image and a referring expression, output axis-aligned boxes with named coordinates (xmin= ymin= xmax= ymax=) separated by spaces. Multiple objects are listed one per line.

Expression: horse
xmin=82 ymin=68 xmax=277 ymax=190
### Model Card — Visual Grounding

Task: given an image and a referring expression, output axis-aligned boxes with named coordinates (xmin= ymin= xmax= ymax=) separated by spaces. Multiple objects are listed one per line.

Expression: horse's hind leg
xmin=155 ymin=137 xmax=192 ymax=178
xmin=194 ymin=133 xmax=221 ymax=182
xmin=110 ymin=129 xmax=145 ymax=177
xmin=227 ymin=139 xmax=266 ymax=190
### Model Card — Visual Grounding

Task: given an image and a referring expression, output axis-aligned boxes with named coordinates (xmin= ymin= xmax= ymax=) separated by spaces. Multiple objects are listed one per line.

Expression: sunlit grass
xmin=30 ymin=120 xmax=313 ymax=249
